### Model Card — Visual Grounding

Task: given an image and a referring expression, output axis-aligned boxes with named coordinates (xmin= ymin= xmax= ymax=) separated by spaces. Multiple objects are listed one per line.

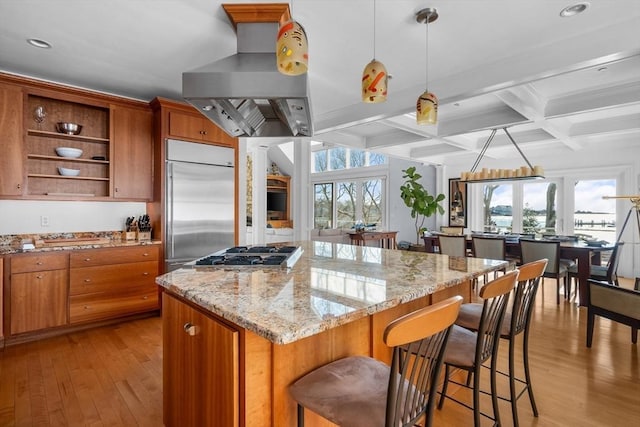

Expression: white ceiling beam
xmin=496 ymin=86 xmax=583 ymax=150
xmin=545 ymin=81 xmax=640 ymax=117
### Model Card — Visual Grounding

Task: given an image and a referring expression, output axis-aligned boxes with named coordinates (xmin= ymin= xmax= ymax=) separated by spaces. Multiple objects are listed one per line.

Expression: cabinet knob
xmin=115 ymin=187 xmax=119 ymax=192
xmin=142 ymin=295 xmax=148 ymax=300
xmin=142 ymin=253 xmax=149 ymax=257
xmin=36 ymin=261 xmax=43 ymax=265
xmin=183 ymin=322 xmax=198 ymax=336
xmin=142 ymin=272 xmax=149 ymax=276
xmin=84 ymin=279 xmax=91 ymax=283
xmin=84 ymin=306 xmax=91 ymax=310
xmin=17 ymin=183 xmax=21 ymax=189
xmin=36 ymin=275 xmax=43 ymax=279
xmin=84 ymin=258 xmax=91 ymax=262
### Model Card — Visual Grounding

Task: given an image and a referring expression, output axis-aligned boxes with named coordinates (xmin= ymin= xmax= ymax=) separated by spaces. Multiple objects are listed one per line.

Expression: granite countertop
xmin=156 ymin=240 xmax=507 ymax=345
xmin=0 ymin=231 xmax=161 ymax=255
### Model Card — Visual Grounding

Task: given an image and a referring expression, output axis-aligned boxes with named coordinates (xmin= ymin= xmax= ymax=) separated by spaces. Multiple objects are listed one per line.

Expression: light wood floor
xmin=0 ymin=278 xmax=638 ymax=426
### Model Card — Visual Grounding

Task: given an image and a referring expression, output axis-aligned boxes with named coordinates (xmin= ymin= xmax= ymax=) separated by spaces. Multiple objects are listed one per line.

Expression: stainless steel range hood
xmin=183 ymin=21 xmax=313 ymax=138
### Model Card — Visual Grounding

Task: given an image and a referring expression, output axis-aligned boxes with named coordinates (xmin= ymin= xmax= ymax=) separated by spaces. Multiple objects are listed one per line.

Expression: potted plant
xmin=400 ymin=166 xmax=446 ymax=244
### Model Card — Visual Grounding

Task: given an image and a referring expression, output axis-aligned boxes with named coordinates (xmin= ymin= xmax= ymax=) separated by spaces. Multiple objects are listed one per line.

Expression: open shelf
xmin=27 ymin=129 xmax=109 ymax=144
xmin=27 ymin=174 xmax=110 ymax=181
xmin=27 ymin=154 xmax=109 ymax=165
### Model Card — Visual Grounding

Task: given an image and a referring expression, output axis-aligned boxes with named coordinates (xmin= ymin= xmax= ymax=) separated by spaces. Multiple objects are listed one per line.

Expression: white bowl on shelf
xmin=55 ymin=147 xmax=83 ymax=158
xmin=58 ymin=167 xmax=80 ymax=176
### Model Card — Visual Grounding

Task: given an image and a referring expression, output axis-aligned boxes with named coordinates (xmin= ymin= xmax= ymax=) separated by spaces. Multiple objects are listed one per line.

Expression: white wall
xmin=388 ymin=158 xmax=440 ymax=244
xmin=0 ymin=200 xmax=146 ymax=235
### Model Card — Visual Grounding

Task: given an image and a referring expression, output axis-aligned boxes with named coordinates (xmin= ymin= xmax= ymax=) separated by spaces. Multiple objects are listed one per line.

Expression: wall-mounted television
xmin=267 ymin=192 xmax=287 ymax=212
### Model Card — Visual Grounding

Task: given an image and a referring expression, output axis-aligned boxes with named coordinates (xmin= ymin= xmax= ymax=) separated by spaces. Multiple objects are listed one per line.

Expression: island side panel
xmin=162 ymin=293 xmax=239 ymax=427
xmin=271 ymin=316 xmax=371 ymax=427
xmin=242 ymin=329 xmax=273 ymax=426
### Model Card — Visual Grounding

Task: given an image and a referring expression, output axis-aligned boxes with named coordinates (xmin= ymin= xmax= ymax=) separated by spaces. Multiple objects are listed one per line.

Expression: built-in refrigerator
xmin=165 ymin=139 xmax=234 ymax=271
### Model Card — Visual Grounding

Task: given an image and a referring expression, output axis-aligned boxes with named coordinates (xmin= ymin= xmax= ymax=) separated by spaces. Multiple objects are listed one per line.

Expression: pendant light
xmin=415 ymin=8 xmax=438 ymax=125
xmin=276 ymin=2 xmax=308 ymax=76
xmin=362 ymin=0 xmax=388 ymax=103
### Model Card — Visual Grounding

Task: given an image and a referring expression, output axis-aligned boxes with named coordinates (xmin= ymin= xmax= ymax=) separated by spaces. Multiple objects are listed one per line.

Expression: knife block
xmin=122 ymin=231 xmax=137 ymax=241
xmin=136 ymin=229 xmax=152 ymax=242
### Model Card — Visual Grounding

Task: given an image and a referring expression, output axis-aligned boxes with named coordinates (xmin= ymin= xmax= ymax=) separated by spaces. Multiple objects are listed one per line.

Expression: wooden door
xmin=0 ymin=83 xmax=24 ymax=196
xmin=10 ymin=269 xmax=68 ymax=334
xmin=112 ymin=105 xmax=153 ymax=200
xmin=163 ymin=293 xmax=239 ymax=427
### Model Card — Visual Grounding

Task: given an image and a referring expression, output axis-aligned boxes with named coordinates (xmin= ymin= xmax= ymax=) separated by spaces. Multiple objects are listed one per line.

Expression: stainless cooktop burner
xmin=190 ymin=245 xmax=303 ymax=269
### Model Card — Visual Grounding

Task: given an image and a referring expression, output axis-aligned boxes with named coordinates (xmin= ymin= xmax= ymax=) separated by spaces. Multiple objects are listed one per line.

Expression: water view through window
xmin=482 ymin=179 xmax=616 ymax=243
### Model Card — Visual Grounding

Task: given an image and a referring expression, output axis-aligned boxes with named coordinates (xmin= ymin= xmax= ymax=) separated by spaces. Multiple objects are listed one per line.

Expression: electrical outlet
xmin=41 ymin=215 xmax=50 ymax=227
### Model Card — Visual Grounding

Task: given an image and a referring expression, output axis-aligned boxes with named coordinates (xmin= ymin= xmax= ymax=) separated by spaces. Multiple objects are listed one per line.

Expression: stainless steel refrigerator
xmin=165 ymin=139 xmax=234 ymax=271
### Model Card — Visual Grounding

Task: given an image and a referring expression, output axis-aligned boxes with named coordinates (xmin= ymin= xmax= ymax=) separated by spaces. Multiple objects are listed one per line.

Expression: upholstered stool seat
xmin=289 ymin=356 xmax=397 ymax=427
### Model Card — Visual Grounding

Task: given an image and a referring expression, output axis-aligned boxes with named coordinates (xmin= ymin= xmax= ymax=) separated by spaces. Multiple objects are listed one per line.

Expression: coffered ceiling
xmin=1 ymin=1 xmax=639 ymax=165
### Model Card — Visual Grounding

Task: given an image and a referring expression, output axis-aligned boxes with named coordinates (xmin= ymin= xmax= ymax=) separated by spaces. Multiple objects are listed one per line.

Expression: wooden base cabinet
xmin=162 ymin=293 xmax=239 ymax=427
xmin=10 ymin=253 xmax=69 ymax=334
xmin=69 ymin=246 xmax=159 ymax=324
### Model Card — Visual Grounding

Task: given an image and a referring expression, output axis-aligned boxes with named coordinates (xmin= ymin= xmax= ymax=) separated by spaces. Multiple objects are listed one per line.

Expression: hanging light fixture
xmin=415 ymin=8 xmax=438 ymax=125
xmin=276 ymin=2 xmax=308 ymax=76
xmin=362 ymin=0 xmax=388 ymax=103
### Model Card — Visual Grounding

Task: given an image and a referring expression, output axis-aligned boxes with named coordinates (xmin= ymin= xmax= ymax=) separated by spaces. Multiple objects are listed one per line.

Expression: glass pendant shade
xmin=416 ymin=91 xmax=438 ymax=124
xmin=276 ymin=20 xmax=309 ymax=76
xmin=362 ymin=59 xmax=388 ymax=103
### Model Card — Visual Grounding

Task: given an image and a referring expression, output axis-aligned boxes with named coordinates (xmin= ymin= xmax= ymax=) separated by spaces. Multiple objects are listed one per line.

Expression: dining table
xmin=423 ymin=234 xmax=614 ymax=307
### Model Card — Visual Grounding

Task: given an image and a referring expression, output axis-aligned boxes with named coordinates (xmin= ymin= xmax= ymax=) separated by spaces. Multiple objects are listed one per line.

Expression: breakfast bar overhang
xmin=156 ymin=241 xmax=507 ymax=427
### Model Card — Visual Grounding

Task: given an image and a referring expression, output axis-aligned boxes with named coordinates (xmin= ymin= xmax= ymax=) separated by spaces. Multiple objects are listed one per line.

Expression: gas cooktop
xmin=189 ymin=245 xmax=303 ymax=269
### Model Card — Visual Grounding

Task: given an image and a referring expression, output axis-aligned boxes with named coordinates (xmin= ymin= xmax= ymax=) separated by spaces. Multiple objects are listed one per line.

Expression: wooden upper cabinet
xmin=0 ymin=83 xmax=24 ymax=196
xmin=112 ymin=105 xmax=153 ymax=200
xmin=168 ymin=110 xmax=235 ymax=147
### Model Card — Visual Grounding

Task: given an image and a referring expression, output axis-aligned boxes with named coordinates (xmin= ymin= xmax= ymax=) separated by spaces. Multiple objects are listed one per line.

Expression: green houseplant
xmin=400 ymin=166 xmax=446 ymax=244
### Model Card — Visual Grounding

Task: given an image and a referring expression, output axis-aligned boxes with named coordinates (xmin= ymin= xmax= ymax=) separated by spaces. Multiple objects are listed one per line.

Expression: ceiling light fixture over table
xmin=460 ymin=127 xmax=545 ymax=183
xmin=415 ymin=7 xmax=438 ymax=125
xmin=362 ymin=0 xmax=388 ymax=103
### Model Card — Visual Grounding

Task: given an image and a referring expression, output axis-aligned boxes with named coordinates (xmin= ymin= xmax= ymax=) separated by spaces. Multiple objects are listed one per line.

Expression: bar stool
xmin=455 ymin=259 xmax=547 ymax=427
xmin=437 ymin=270 xmax=518 ymax=427
xmin=289 ymin=296 xmax=463 ymax=427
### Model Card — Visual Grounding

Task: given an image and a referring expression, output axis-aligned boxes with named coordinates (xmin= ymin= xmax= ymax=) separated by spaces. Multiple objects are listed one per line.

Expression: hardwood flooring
xmin=0 ymin=278 xmax=637 ymax=426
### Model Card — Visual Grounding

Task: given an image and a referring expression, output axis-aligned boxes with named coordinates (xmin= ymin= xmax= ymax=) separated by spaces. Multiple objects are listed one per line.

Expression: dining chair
xmin=455 ymin=259 xmax=547 ymax=427
xmin=289 ymin=296 xmax=463 ymax=427
xmin=568 ymin=242 xmax=624 ymax=297
xmin=437 ymin=270 xmax=518 ymax=427
xmin=471 ymin=235 xmax=510 ymax=280
xmin=519 ymin=239 xmax=567 ymax=304
xmin=587 ymin=279 xmax=640 ymax=347
xmin=438 ymin=235 xmax=468 ymax=257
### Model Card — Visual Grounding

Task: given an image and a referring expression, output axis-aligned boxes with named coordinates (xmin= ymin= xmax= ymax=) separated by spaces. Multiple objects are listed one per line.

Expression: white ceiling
xmin=2 ymin=0 xmax=639 ymax=166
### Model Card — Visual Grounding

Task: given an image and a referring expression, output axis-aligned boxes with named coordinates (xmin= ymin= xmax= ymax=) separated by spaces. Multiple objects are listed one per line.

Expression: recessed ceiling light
xmin=560 ymin=2 xmax=590 ymax=17
xmin=27 ymin=38 xmax=52 ymax=49
xmin=596 ymin=66 xmax=608 ymax=72
xmin=453 ymin=102 xmax=461 ymax=107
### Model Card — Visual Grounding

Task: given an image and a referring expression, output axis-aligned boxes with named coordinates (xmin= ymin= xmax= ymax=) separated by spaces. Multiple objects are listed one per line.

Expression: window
xmin=482 ymin=184 xmax=512 ymax=233
xmin=574 ymin=179 xmax=616 ymax=243
xmin=522 ymin=182 xmax=557 ymax=234
xmin=314 ymin=183 xmax=333 ymax=229
xmin=312 ymin=146 xmax=387 ymax=172
xmin=312 ymin=146 xmax=387 ymax=229
xmin=315 ymin=179 xmax=384 ymax=229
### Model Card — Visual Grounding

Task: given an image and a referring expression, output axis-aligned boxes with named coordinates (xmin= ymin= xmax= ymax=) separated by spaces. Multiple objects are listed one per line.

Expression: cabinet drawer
xmin=70 ymin=245 xmax=159 ymax=267
xmin=70 ymin=261 xmax=158 ymax=296
xmin=11 ymin=252 xmax=69 ymax=273
xmin=70 ymin=285 xmax=159 ymax=324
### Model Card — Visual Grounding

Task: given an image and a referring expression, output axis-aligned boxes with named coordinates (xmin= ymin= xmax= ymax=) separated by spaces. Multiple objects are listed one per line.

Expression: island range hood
xmin=183 ymin=16 xmax=313 ymax=138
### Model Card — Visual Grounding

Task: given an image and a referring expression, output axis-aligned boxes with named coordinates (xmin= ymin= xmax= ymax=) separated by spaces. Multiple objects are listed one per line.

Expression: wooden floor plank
xmin=0 ymin=279 xmax=638 ymax=426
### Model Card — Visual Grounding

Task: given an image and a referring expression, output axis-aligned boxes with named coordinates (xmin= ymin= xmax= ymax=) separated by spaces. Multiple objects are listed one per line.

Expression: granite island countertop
xmin=156 ymin=240 xmax=507 ymax=345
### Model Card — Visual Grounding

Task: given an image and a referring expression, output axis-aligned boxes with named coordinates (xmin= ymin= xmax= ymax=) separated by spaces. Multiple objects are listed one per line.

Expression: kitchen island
xmin=156 ymin=241 xmax=507 ymax=427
